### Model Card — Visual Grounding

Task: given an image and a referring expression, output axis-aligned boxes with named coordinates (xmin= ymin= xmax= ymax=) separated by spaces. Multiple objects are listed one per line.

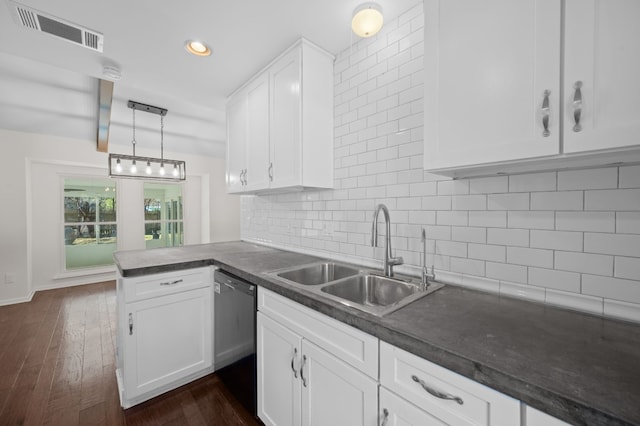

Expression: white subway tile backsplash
xmin=507 ymin=247 xmax=553 ymax=268
xmin=530 ymin=230 xmax=583 ymax=251
xmin=451 ymin=226 xmax=486 ymax=243
xmin=584 ymin=233 xmax=640 ymax=257
xmin=508 ymin=211 xmax=555 ymax=230
xmin=452 ymin=195 xmax=487 ymax=211
xmin=469 ymin=211 xmax=507 ymax=228
xmin=529 ymin=268 xmax=580 ymax=293
xmin=487 ymin=228 xmax=529 ymax=247
xmin=488 ymin=193 xmax=530 ymax=211
xmin=531 ymin=191 xmax=583 ymax=211
xmin=241 ymin=6 xmax=640 ymax=323
xmin=555 ymin=251 xmax=613 ymax=276
xmin=583 ymin=275 xmax=640 ymax=304
xmin=619 ymin=165 xmax=640 ymax=188
xmin=558 ymin=168 xmax=618 ymax=190
xmin=469 ymin=176 xmax=508 ymax=194
xmin=509 ymin=172 xmax=556 ymax=192
xmin=468 ymin=243 xmax=506 ymax=262
xmin=556 ymin=212 xmax=616 ymax=233
xmin=486 ymin=262 xmax=527 ymax=284
xmin=614 ymin=257 xmax=640 ymax=280
xmin=617 ymin=212 xmax=640 ymax=234
xmin=585 ymin=189 xmax=640 ymax=211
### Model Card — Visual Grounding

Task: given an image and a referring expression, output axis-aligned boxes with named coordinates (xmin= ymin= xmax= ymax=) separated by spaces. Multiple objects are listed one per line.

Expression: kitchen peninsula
xmin=114 ymin=241 xmax=640 ymax=426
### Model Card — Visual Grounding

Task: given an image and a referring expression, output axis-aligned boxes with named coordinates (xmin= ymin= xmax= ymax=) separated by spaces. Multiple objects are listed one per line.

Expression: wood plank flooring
xmin=0 ymin=281 xmax=260 ymax=425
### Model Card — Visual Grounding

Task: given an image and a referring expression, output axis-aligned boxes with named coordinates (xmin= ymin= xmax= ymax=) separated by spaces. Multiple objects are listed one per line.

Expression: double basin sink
xmin=269 ymin=262 xmax=443 ymax=316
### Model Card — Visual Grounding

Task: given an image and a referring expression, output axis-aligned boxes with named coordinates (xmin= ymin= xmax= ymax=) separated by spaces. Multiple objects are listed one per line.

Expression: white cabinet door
xmin=123 ymin=286 xmax=212 ymax=399
xmin=226 ymin=89 xmax=247 ymax=193
xmin=269 ymin=47 xmax=302 ymax=190
xmin=300 ymin=340 xmax=378 ymax=426
xmin=379 ymin=387 xmax=447 ymax=426
xmin=564 ymin=0 xmax=640 ymax=153
xmin=424 ymin=0 xmax=561 ymax=170
xmin=525 ymin=405 xmax=571 ymax=426
xmin=257 ymin=312 xmax=302 ymax=426
xmin=245 ymin=73 xmax=271 ymax=191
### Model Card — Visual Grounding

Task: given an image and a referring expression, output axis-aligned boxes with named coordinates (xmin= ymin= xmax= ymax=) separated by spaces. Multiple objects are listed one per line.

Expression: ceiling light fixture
xmin=351 ymin=3 xmax=384 ymax=38
xmin=185 ymin=40 xmax=212 ymax=56
xmin=108 ymin=101 xmax=186 ymax=181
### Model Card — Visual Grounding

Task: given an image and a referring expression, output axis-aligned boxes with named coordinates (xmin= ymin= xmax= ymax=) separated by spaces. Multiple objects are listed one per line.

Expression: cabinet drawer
xmin=380 ymin=342 xmax=519 ymax=426
xmin=258 ymin=287 xmax=378 ymax=379
xmin=122 ymin=267 xmax=212 ymax=303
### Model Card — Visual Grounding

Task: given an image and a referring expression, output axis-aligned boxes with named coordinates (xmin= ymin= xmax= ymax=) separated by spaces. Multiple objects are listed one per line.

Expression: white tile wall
xmin=241 ymin=4 xmax=640 ymax=323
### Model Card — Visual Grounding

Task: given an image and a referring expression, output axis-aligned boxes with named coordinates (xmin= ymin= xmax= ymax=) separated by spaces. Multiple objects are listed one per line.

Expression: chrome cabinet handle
xmin=572 ymin=81 xmax=583 ymax=132
xmin=240 ymin=169 xmax=244 ymax=185
xmin=541 ymin=90 xmax=551 ymax=137
xmin=380 ymin=408 xmax=389 ymax=426
xmin=268 ymin=163 xmax=273 ymax=182
xmin=300 ymin=354 xmax=307 ymax=387
xmin=242 ymin=169 xmax=247 ymax=185
xmin=160 ymin=279 xmax=183 ymax=286
xmin=291 ymin=348 xmax=298 ymax=378
xmin=128 ymin=313 xmax=133 ymax=335
xmin=411 ymin=375 xmax=464 ymax=405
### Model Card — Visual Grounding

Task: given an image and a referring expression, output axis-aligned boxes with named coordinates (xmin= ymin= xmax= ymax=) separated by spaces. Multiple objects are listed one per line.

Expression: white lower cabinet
xmin=525 ymin=406 xmax=571 ymax=426
xmin=257 ymin=288 xmax=378 ymax=426
xmin=379 ymin=387 xmax=448 ymax=426
xmin=116 ymin=267 xmax=213 ymax=408
xmin=379 ymin=341 xmax=520 ymax=426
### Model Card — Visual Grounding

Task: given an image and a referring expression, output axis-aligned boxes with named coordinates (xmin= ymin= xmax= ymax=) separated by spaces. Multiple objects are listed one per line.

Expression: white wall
xmin=0 ymin=128 xmax=240 ymax=305
xmin=241 ymin=3 xmax=640 ymax=323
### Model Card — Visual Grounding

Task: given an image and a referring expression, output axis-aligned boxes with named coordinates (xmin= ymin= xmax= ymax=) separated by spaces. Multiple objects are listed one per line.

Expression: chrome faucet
xmin=371 ymin=204 xmax=403 ymax=277
xmin=420 ymin=228 xmax=436 ymax=291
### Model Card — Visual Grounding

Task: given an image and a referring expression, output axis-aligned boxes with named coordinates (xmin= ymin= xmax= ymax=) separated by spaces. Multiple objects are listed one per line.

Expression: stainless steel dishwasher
xmin=213 ymin=269 xmax=256 ymax=417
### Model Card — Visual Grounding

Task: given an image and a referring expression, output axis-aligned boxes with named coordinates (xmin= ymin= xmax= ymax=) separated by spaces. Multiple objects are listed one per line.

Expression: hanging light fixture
xmin=108 ymin=100 xmax=186 ymax=181
xmin=352 ymin=3 xmax=384 ymax=38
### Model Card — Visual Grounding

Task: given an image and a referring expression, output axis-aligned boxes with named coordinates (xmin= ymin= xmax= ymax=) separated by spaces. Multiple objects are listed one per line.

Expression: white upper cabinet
xmin=563 ymin=0 xmax=640 ymax=153
xmin=424 ymin=0 xmax=561 ymax=170
xmin=226 ymin=38 xmax=334 ymax=194
xmin=424 ymin=0 xmax=640 ymax=176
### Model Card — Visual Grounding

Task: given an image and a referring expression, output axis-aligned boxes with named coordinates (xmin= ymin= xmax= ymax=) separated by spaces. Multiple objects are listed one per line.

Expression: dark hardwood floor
xmin=0 ymin=281 xmax=260 ymax=425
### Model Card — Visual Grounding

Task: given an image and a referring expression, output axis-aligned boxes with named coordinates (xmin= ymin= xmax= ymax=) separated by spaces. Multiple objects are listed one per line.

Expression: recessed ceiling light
xmin=185 ymin=40 xmax=212 ymax=56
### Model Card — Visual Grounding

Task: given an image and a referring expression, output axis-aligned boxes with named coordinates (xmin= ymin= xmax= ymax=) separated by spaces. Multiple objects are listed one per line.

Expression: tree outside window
xmin=144 ymin=183 xmax=183 ymax=249
xmin=63 ymin=178 xmax=117 ymax=269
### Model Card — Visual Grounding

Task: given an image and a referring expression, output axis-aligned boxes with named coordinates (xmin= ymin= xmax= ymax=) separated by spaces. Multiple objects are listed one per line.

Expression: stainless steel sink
xmin=321 ymin=274 xmax=418 ymax=306
xmin=275 ymin=262 xmax=361 ymax=286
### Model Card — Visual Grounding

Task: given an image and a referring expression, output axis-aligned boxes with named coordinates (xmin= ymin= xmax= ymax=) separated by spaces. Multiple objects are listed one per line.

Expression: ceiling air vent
xmin=8 ymin=1 xmax=103 ymax=52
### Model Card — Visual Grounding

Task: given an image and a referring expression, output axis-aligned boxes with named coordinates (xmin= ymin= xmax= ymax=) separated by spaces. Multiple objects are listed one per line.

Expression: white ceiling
xmin=0 ymin=0 xmax=420 ymax=157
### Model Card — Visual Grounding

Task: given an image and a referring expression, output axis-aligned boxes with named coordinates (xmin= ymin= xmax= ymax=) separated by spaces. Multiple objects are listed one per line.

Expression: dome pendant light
xmin=352 ymin=3 xmax=384 ymax=38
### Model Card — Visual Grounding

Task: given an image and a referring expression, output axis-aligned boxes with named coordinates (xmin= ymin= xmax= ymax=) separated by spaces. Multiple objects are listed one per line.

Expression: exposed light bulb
xmin=146 ymin=161 xmax=152 ymax=175
xmin=159 ymin=163 xmax=166 ymax=176
xmin=130 ymin=160 xmax=137 ymax=174
xmin=115 ymin=158 xmax=122 ymax=173
xmin=172 ymin=164 xmax=179 ymax=177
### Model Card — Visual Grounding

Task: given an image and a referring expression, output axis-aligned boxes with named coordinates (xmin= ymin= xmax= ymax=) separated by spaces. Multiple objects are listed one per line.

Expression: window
xmin=63 ymin=178 xmax=117 ymax=269
xmin=144 ymin=183 xmax=183 ymax=249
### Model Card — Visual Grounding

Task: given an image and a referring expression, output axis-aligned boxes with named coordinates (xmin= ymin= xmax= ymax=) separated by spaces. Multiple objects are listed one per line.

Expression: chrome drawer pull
xmin=541 ymin=90 xmax=551 ymax=137
xmin=291 ymin=348 xmax=298 ymax=378
xmin=160 ymin=279 xmax=183 ymax=286
xmin=572 ymin=81 xmax=583 ymax=132
xmin=411 ymin=374 xmax=464 ymax=405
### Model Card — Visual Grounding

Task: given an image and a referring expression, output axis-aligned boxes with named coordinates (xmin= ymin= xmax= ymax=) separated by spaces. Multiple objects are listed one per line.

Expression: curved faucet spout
xmin=371 ymin=204 xmax=403 ymax=277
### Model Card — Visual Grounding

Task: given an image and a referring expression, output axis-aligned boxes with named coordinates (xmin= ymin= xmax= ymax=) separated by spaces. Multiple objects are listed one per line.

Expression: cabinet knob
xmin=572 ymin=81 xmax=583 ymax=132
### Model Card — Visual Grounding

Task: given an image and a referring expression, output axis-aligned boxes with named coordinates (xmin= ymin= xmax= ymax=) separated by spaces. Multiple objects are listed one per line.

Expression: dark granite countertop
xmin=114 ymin=242 xmax=640 ymax=426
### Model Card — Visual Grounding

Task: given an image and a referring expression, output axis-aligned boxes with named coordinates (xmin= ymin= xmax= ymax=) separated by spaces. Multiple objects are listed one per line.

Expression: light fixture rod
xmin=127 ymin=100 xmax=167 ymax=116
